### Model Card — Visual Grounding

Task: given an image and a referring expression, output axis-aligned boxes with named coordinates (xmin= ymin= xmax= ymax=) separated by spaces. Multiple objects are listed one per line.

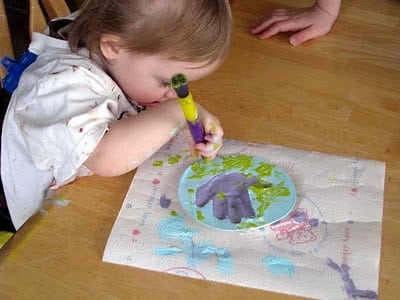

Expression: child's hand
xmin=193 ymin=105 xmax=223 ymax=161
xmin=249 ymin=1 xmax=340 ymax=46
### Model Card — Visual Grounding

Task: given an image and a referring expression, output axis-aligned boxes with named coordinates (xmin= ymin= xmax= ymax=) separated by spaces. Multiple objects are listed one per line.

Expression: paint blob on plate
xmin=178 ymin=154 xmax=297 ymax=231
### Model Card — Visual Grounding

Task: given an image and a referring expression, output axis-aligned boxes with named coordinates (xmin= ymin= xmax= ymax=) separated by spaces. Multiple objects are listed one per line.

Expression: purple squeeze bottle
xmin=171 ymin=73 xmax=205 ymax=144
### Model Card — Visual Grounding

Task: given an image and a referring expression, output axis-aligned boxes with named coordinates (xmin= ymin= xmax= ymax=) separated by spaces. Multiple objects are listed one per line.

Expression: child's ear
xmin=100 ymin=34 xmax=122 ymax=60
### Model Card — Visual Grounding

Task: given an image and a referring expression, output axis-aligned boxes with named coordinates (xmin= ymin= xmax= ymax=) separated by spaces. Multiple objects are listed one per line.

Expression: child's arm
xmin=84 ymin=99 xmax=223 ymax=176
xmin=249 ymin=0 xmax=341 ymax=46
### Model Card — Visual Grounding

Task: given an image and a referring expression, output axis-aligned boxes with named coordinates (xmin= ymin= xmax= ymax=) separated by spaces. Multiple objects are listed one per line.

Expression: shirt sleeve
xmin=12 ymin=60 xmax=124 ymax=185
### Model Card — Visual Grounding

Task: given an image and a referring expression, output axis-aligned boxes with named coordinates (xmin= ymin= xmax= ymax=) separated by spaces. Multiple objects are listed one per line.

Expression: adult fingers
xmin=289 ymin=26 xmax=320 ymax=46
xmin=255 ymin=19 xmax=296 ymax=40
xmin=250 ymin=13 xmax=290 ymax=35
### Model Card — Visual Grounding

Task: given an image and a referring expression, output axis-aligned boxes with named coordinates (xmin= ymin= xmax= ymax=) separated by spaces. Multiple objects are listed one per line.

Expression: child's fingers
xmin=183 ymin=128 xmax=197 ymax=157
xmin=204 ymin=120 xmax=222 ymax=134
xmin=195 ymin=139 xmax=223 ymax=161
xmin=205 ymin=133 xmax=223 ymax=144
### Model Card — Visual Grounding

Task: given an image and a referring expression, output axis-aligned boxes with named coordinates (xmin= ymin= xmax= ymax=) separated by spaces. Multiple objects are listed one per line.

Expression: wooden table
xmin=1 ymin=1 xmax=399 ymax=298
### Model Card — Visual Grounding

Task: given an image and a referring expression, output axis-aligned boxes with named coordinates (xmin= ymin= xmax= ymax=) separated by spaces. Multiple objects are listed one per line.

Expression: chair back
xmin=1 ymin=0 xmax=71 ymax=81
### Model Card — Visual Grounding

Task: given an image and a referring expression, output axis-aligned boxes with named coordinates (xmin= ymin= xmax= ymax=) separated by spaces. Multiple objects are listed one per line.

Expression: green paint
xmin=153 ymin=155 xmax=183 ymax=167
xmin=153 ymin=160 xmax=164 ymax=167
xmin=221 ymin=154 xmax=253 ymax=172
xmin=249 ymin=180 xmax=290 ymax=217
xmin=213 ymin=143 xmax=220 ymax=150
xmin=254 ymin=162 xmax=275 ymax=177
xmin=237 ymin=221 xmax=258 ymax=229
xmin=217 ymin=191 xmax=226 ymax=200
xmin=196 ymin=210 xmax=205 ymax=221
xmin=188 ymin=188 xmax=195 ymax=194
xmin=171 ymin=210 xmax=178 ymax=216
xmin=188 ymin=154 xmax=256 ymax=179
xmin=183 ymin=148 xmax=191 ymax=159
xmin=0 ymin=231 xmax=13 ymax=249
xmin=209 ymin=122 xmax=217 ymax=133
xmin=168 ymin=155 xmax=182 ymax=165
xmin=188 ymin=161 xmax=211 ymax=179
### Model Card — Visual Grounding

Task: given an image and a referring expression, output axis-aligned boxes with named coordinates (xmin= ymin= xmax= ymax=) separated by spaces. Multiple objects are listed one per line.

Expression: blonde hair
xmin=69 ymin=0 xmax=232 ymax=64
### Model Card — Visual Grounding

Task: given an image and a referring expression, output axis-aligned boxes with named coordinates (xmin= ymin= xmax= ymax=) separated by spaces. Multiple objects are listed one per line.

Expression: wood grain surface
xmin=0 ymin=1 xmax=399 ymax=299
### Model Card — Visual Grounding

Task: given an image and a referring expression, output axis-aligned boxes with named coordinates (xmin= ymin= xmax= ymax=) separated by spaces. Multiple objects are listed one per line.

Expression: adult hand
xmin=249 ymin=1 xmax=341 ymax=46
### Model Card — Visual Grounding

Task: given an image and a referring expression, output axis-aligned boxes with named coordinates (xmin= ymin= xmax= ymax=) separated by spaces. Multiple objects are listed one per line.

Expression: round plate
xmin=178 ymin=154 xmax=297 ymax=231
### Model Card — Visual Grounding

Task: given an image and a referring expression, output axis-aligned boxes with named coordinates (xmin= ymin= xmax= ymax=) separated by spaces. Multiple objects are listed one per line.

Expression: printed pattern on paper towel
xmin=103 ymin=134 xmax=384 ymax=300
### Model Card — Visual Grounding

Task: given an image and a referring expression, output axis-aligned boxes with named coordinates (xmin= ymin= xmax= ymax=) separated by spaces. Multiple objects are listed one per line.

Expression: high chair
xmin=0 ymin=0 xmax=72 ymax=249
xmin=0 ymin=0 xmax=71 ymax=87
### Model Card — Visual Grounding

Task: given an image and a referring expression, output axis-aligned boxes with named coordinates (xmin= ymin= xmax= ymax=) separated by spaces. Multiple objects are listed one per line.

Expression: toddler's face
xmin=106 ymin=51 xmax=221 ymax=107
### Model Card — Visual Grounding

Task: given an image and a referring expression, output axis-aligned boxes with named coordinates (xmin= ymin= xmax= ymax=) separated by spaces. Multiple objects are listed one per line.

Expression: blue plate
xmin=178 ymin=154 xmax=297 ymax=231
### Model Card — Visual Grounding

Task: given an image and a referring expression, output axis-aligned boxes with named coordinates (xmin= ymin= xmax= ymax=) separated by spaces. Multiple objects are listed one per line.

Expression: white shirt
xmin=1 ymin=32 xmax=138 ymax=230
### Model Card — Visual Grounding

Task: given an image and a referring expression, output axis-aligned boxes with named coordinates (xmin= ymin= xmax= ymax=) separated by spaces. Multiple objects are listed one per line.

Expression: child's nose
xmin=164 ymin=86 xmax=176 ymax=98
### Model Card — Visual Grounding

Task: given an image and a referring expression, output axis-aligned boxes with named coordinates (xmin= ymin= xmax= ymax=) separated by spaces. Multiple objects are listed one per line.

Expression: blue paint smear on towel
xmin=263 ymin=254 xmax=297 ymax=277
xmin=155 ymin=216 xmax=232 ymax=273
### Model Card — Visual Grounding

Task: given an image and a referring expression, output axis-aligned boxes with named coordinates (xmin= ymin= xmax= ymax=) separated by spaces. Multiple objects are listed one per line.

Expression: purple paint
xmin=160 ymin=195 xmax=172 ymax=208
xmin=309 ymin=218 xmax=319 ymax=227
xmin=195 ymin=172 xmax=257 ymax=224
xmin=327 ymin=258 xmax=377 ymax=299
xmin=187 ymin=119 xmax=205 ymax=144
xmin=293 ymin=210 xmax=307 ymax=223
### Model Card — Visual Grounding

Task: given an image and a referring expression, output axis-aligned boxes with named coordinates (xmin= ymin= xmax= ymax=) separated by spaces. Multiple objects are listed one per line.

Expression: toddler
xmin=0 ymin=0 xmax=233 ymax=230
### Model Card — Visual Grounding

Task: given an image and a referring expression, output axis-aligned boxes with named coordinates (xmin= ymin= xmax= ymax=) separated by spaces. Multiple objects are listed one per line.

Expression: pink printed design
xmin=270 ymin=208 xmax=318 ymax=245
xmin=132 ymin=229 xmax=141 ymax=235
